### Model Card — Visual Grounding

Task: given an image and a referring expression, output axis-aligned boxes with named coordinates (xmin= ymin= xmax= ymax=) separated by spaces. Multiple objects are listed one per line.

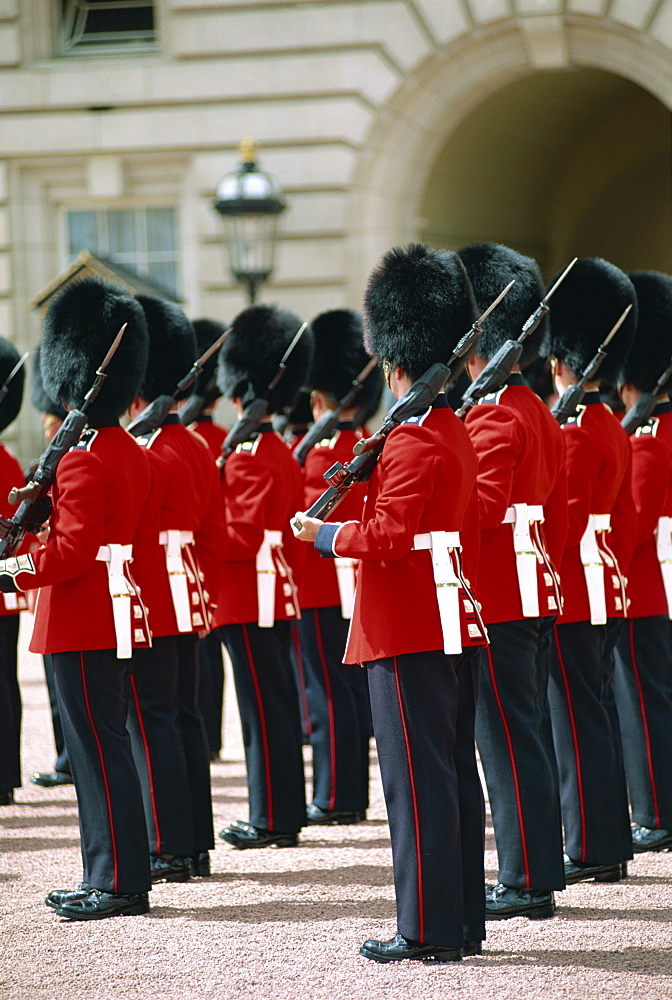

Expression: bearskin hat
xmin=0 ymin=338 xmax=24 ymax=434
xmin=30 ymin=344 xmax=67 ymax=420
xmin=457 ymin=242 xmax=547 ymax=369
xmin=136 ymin=296 xmax=197 ymax=403
xmin=307 ymin=309 xmax=384 ymax=418
xmin=547 ymin=258 xmax=638 ymax=387
xmin=622 ymin=271 xmax=672 ymax=394
xmin=216 ymin=305 xmax=313 ymax=415
xmin=192 ymin=317 xmax=228 ymax=405
xmin=364 ymin=244 xmax=477 ymax=382
xmin=41 ymin=277 xmax=149 ymax=425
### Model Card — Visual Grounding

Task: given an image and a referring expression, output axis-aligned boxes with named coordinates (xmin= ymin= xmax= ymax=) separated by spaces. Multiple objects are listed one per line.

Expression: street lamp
xmin=213 ymin=137 xmax=286 ymax=305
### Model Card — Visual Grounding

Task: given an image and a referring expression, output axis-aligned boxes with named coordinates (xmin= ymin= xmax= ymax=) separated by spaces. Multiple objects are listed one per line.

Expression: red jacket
xmin=187 ymin=416 xmax=227 ymax=461
xmin=134 ymin=418 xmax=225 ymax=637
xmin=298 ymin=424 xmax=367 ymax=610
xmin=17 ymin=426 xmax=156 ymax=654
xmin=0 ymin=444 xmax=29 ymax=617
xmin=625 ymin=405 xmax=671 ymax=619
xmin=316 ymin=401 xmax=486 ymax=663
xmin=464 ymin=376 xmax=567 ymax=625
xmin=213 ymin=425 xmax=304 ymax=627
xmin=556 ymin=395 xmax=635 ymax=624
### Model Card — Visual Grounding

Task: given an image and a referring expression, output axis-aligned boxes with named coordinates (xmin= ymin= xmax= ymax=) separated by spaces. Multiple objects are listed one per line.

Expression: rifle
xmin=0 ymin=351 xmax=28 ymax=408
xmin=455 ymin=257 xmax=578 ymax=419
xmin=293 ymin=357 xmax=379 ymax=467
xmin=0 ymin=325 xmax=127 ymax=557
xmin=219 ymin=321 xmax=309 ymax=465
xmin=551 ymin=304 xmax=633 ymax=425
xmin=127 ymin=326 xmax=232 ymax=438
xmin=178 ymin=384 xmax=214 ymax=427
xmin=621 ymin=356 xmax=672 ymax=436
xmin=291 ymin=280 xmax=514 ymax=530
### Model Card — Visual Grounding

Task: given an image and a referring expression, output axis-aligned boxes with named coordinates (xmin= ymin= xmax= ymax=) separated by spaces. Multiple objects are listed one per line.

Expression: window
xmin=66 ymin=207 xmax=180 ymax=297
xmin=60 ymin=0 xmax=155 ymax=54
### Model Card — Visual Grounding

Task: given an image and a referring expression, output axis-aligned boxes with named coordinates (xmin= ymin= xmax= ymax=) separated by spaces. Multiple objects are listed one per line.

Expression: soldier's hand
xmin=291 ymin=512 xmax=323 ymax=541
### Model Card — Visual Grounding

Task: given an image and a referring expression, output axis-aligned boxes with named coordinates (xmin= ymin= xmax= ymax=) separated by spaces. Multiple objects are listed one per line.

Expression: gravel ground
xmin=2 ymin=613 xmax=671 ymax=1000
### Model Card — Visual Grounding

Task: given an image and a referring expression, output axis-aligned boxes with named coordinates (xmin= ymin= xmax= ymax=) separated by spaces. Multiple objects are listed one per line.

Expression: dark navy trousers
xmin=43 ymin=653 xmax=71 ymax=775
xmin=297 ymin=606 xmax=371 ymax=813
xmin=219 ymin=621 xmax=306 ymax=833
xmin=0 ymin=615 xmax=21 ymax=792
xmin=196 ymin=631 xmax=225 ymax=757
xmin=53 ymin=648 xmax=151 ymax=894
xmin=367 ymin=647 xmax=485 ymax=949
xmin=475 ymin=617 xmax=565 ymax=891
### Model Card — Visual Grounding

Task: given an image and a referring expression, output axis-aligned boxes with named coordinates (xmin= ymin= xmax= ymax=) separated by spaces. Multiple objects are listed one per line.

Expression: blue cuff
xmin=315 ymin=523 xmax=342 ymax=558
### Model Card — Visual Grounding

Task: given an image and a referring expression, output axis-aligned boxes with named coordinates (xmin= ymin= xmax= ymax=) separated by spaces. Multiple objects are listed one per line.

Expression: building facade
xmin=1 ymin=0 xmax=671 ymax=459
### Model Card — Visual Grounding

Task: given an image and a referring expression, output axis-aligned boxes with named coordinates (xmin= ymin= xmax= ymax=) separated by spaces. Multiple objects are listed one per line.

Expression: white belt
xmin=256 ymin=529 xmax=284 ymax=628
xmin=656 ymin=516 xmax=672 ymax=618
xmin=413 ymin=531 xmax=462 ymax=655
xmin=579 ymin=514 xmax=609 ymax=625
xmin=334 ymin=557 xmax=356 ymax=619
xmin=96 ymin=544 xmax=134 ymax=659
xmin=501 ymin=504 xmax=544 ymax=618
xmin=159 ymin=529 xmax=194 ymax=633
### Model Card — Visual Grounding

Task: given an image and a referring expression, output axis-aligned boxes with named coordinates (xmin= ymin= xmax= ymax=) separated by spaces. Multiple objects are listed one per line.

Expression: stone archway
xmin=347 ymin=14 xmax=672 ymax=297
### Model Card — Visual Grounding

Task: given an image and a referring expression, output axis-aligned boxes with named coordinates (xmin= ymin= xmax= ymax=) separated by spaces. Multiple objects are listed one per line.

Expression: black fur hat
xmin=458 ymin=242 xmax=547 ymax=369
xmin=216 ymin=305 xmax=313 ymax=415
xmin=307 ymin=309 xmax=384 ymax=417
xmin=623 ymin=271 xmax=672 ymax=394
xmin=41 ymin=277 xmax=149 ymax=425
xmin=547 ymin=258 xmax=638 ymax=387
xmin=30 ymin=344 xmax=67 ymax=420
xmin=191 ymin=317 xmax=228 ymax=406
xmin=0 ymin=338 xmax=24 ymax=434
xmin=364 ymin=244 xmax=477 ymax=382
xmin=136 ymin=296 xmax=197 ymax=403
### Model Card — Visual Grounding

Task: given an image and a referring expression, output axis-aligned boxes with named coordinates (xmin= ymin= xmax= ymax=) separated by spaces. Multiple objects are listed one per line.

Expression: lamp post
xmin=213 ymin=138 xmax=286 ymax=305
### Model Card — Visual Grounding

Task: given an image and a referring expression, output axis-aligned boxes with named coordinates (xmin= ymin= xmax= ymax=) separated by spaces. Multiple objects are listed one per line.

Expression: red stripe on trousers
xmin=393 ymin=657 xmax=425 ymax=942
xmin=242 ymin=624 xmax=274 ymax=830
xmin=629 ymin=620 xmax=662 ymax=828
xmin=314 ymin=609 xmax=338 ymax=810
xmin=129 ymin=675 xmax=162 ymax=854
xmin=79 ymin=652 xmax=119 ymax=892
xmin=485 ymin=644 xmax=531 ymax=886
xmin=553 ymin=628 xmax=588 ymax=861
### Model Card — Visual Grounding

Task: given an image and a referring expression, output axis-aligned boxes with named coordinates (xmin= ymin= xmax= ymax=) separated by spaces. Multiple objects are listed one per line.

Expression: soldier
xmin=181 ymin=317 xmax=229 ymax=763
xmin=0 ymin=338 xmax=28 ymax=806
xmin=546 ymin=258 xmax=637 ymax=884
xmin=0 ymin=277 xmax=155 ymax=918
xmin=296 ymin=309 xmax=382 ymax=825
xmin=294 ymin=244 xmax=489 ymax=963
xmin=27 ymin=346 xmax=73 ymax=789
xmin=615 ymin=270 xmax=672 ymax=853
xmin=128 ymin=296 xmax=224 ymax=882
xmin=459 ymin=242 xmax=568 ymax=921
xmin=215 ymin=305 xmax=311 ymax=849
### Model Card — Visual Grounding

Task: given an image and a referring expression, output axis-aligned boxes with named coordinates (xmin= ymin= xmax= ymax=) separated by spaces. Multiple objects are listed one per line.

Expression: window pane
xmin=146 ymin=261 xmax=178 ymax=295
xmin=67 ymin=211 xmax=98 ymax=256
xmin=146 ymin=208 xmax=176 ymax=252
xmin=107 ymin=210 xmax=137 ymax=255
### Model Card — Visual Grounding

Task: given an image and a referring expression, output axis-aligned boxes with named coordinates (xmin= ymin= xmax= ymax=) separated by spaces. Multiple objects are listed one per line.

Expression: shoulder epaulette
xmin=564 ymin=404 xmax=586 ymax=428
xmin=477 ymin=386 xmax=508 ymax=406
xmin=70 ymin=427 xmax=98 ymax=452
xmin=235 ymin=434 xmax=261 ymax=456
xmin=315 ymin=431 xmax=340 ymax=451
xmin=134 ymin=427 xmax=162 ymax=450
xmin=635 ymin=417 xmax=659 ymax=438
xmin=402 ymin=406 xmax=432 ymax=427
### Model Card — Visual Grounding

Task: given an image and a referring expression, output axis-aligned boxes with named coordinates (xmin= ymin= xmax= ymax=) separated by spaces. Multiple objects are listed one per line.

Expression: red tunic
xmin=134 ymin=419 xmax=225 ymax=637
xmin=213 ymin=426 xmax=304 ymax=627
xmin=626 ymin=411 xmax=670 ymax=619
xmin=187 ymin=416 xmax=227 ymax=462
xmin=319 ymin=403 xmax=486 ymax=663
xmin=555 ymin=395 xmax=635 ymax=624
xmin=17 ymin=426 xmax=156 ymax=654
xmin=0 ymin=444 xmax=29 ymax=617
xmin=464 ymin=377 xmax=567 ymax=625
xmin=298 ymin=424 xmax=367 ymax=610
